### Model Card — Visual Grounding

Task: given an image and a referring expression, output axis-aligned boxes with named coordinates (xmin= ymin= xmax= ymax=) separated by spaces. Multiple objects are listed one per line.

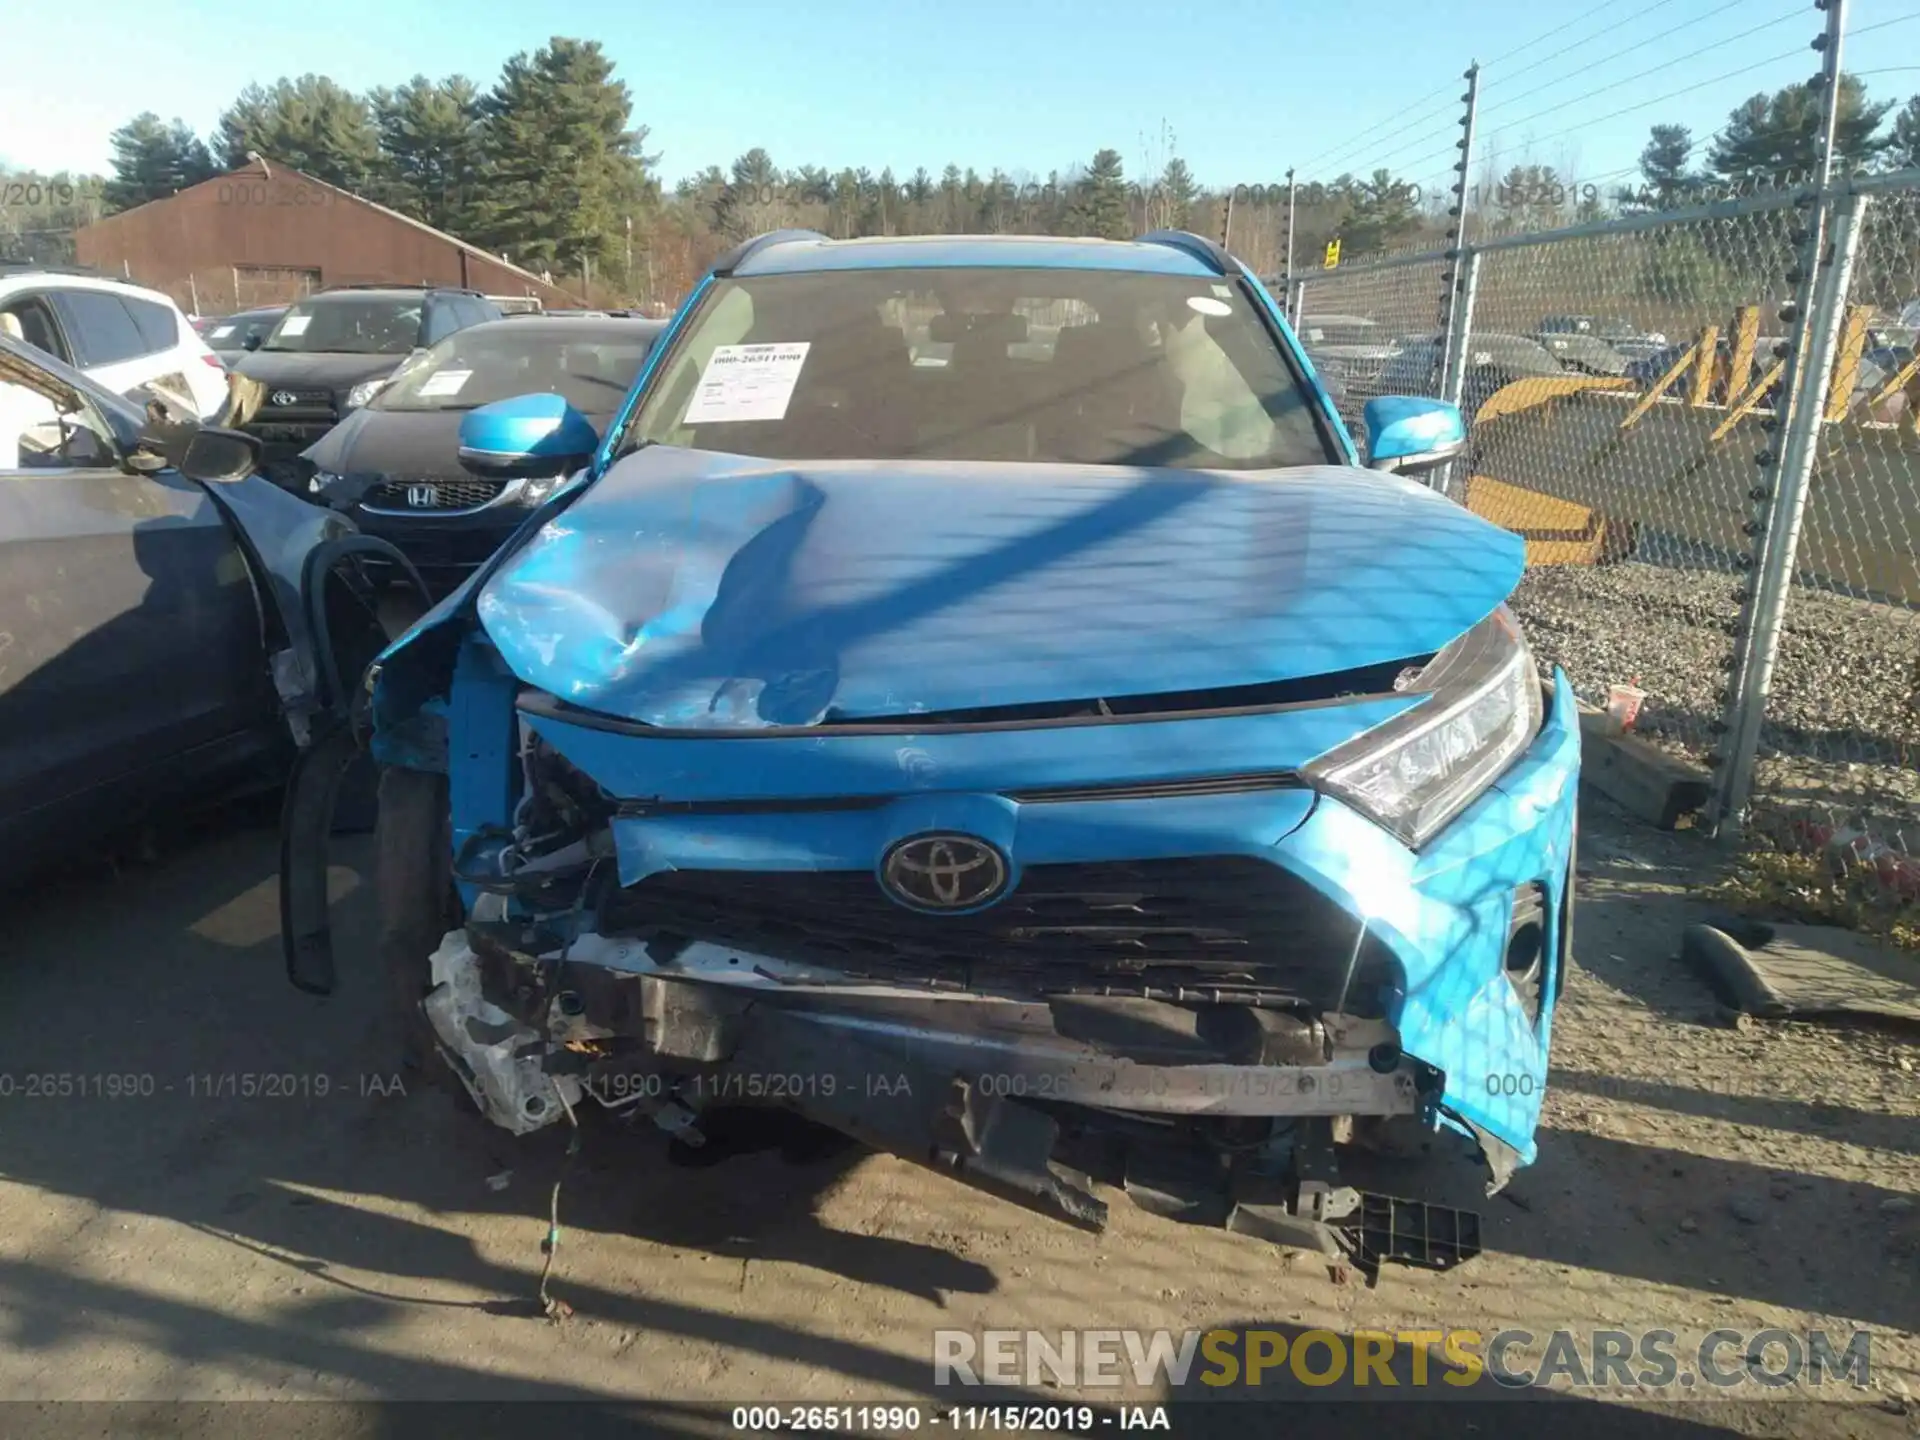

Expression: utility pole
xmin=1283 ymin=167 xmax=1297 ymax=316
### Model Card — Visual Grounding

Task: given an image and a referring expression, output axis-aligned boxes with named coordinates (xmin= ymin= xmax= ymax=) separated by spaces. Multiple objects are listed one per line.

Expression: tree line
xmin=1 ymin=38 xmax=1918 ymax=305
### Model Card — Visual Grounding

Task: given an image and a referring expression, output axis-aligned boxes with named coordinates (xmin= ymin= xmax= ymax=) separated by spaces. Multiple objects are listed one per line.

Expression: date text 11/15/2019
xmin=0 ymin=1072 xmax=408 ymax=1100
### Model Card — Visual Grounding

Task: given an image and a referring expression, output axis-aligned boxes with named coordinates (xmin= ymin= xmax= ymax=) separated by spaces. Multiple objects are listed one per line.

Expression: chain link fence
xmin=1296 ymin=174 xmax=1920 ymax=879
xmin=1292 ymin=255 xmax=1449 ymax=427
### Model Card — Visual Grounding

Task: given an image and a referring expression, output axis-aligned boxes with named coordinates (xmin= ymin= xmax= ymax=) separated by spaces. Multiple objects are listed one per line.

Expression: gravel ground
xmin=1510 ymin=562 xmax=1920 ymax=836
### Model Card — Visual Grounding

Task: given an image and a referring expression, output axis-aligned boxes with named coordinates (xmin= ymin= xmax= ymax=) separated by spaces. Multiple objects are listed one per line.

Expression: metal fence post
xmin=1712 ymin=187 xmax=1869 ymax=832
xmin=1433 ymin=247 xmax=1480 ymax=497
xmin=1435 ymin=62 xmax=1481 ymax=396
xmin=1289 ymin=278 xmax=1306 ymax=332
xmin=1709 ymin=0 xmax=1852 ymax=835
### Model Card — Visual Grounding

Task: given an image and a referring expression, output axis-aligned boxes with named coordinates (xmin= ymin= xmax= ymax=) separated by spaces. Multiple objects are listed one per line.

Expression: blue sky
xmin=4 ymin=0 xmax=1919 ymax=192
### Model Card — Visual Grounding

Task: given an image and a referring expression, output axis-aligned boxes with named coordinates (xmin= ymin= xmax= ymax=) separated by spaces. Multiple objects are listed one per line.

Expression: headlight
xmin=1302 ymin=607 xmax=1543 ymax=848
xmin=343 ymin=379 xmax=387 ymax=410
xmin=307 ymin=470 xmax=344 ymax=495
xmin=517 ymin=471 xmax=580 ymax=506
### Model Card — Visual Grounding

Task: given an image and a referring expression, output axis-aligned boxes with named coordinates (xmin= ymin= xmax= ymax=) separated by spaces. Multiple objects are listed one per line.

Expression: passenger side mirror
xmin=242 ymin=333 xmax=263 ymax=352
xmin=1363 ymin=395 xmax=1467 ymax=478
xmin=177 ymin=425 xmax=265 ymax=483
xmin=457 ymin=392 xmax=600 ymax=480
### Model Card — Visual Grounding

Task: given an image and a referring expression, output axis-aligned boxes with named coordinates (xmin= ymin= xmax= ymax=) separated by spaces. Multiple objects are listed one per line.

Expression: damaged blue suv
xmin=281 ymin=230 xmax=1580 ymax=1282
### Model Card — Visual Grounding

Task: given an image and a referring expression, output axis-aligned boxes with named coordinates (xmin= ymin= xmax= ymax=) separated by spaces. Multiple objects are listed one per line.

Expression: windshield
xmin=374 ymin=324 xmax=657 ymax=414
xmin=621 ymin=267 xmax=1332 ymax=470
xmin=205 ymin=311 xmax=281 ymax=347
xmin=263 ymin=298 xmax=422 ymax=355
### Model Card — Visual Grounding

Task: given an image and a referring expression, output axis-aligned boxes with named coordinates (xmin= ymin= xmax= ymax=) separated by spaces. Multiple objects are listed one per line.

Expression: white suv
xmin=0 ymin=267 xmax=228 ymax=420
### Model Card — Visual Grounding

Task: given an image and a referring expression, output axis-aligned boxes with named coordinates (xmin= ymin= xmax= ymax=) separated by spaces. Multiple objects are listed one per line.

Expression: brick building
xmin=73 ymin=158 xmax=581 ymax=314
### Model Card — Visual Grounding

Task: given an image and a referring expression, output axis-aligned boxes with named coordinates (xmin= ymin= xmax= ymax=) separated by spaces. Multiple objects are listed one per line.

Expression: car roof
xmin=461 ymin=316 xmax=667 ymax=342
xmin=730 ymin=233 xmax=1220 ymax=278
xmin=0 ymin=269 xmax=184 ymax=310
xmin=304 ymin=288 xmax=436 ymax=302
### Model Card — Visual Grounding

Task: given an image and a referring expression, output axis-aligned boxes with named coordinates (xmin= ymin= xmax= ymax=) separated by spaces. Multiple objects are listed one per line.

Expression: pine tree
xmin=1708 ymin=74 xmax=1891 ymax=186
xmin=368 ymin=75 xmax=486 ymax=232
xmin=1339 ymin=169 xmax=1421 ymax=256
xmin=1888 ymin=96 xmax=1920 ymax=171
xmin=1637 ymin=124 xmax=1695 ymax=207
xmin=1071 ymin=149 xmax=1129 ymax=239
xmin=1155 ymin=157 xmax=1197 ymax=230
xmin=215 ymin=76 xmax=381 ymax=190
xmin=473 ymin=38 xmax=656 ymax=273
xmin=104 ymin=114 xmax=215 ymax=211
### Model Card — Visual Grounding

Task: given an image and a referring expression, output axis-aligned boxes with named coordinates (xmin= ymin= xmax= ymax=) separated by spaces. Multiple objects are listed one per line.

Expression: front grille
xmin=248 ymin=420 xmax=333 ymax=444
xmin=599 ymin=858 xmax=1400 ymax=1009
xmin=364 ymin=478 xmax=506 ymax=511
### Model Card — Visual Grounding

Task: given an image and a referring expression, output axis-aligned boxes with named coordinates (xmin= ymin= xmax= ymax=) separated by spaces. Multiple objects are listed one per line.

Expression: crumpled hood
xmin=476 ymin=447 xmax=1525 ymax=729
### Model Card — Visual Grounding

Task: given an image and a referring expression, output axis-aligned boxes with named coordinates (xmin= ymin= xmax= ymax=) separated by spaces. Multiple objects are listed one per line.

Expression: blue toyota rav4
xmin=282 ymin=229 xmax=1580 ymax=1281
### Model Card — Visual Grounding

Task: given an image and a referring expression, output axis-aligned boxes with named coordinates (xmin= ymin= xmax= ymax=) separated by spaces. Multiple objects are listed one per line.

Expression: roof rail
xmin=1137 ymin=230 xmax=1243 ymax=277
xmin=711 ymin=229 xmax=829 ymax=277
xmin=318 ymin=281 xmax=481 ymax=294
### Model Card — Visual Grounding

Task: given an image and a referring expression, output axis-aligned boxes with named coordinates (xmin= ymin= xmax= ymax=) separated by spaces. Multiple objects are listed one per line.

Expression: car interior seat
xmin=921 ymin=311 xmax=1031 ymax=458
xmin=1043 ymin=319 xmax=1183 ymax=464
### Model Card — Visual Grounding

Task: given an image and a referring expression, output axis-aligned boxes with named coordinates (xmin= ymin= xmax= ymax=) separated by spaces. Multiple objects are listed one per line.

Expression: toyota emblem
xmin=880 ymin=833 xmax=1009 ymax=912
xmin=271 ymin=390 xmax=297 ymax=406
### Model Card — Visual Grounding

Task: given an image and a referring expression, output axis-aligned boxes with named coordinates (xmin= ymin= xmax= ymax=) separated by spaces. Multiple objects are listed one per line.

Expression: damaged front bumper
xmin=422 ymin=901 xmax=1486 ymax=1282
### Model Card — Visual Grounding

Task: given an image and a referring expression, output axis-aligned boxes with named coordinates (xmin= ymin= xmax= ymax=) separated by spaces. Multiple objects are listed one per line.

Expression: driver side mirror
xmin=1363 ymin=395 xmax=1467 ymax=478
xmin=242 ymin=333 xmax=263 ymax=352
xmin=177 ymin=426 xmax=265 ymax=484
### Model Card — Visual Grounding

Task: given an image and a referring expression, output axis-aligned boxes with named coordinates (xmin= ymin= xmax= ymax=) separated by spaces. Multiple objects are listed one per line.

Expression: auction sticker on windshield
xmin=417 ymin=368 xmax=470 ymax=398
xmin=280 ymin=315 xmax=312 ymax=336
xmin=684 ymin=342 xmax=810 ymax=423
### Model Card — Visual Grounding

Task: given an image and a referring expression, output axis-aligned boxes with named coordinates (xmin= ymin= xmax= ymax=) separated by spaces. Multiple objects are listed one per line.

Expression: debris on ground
xmin=1682 ymin=919 xmax=1920 ymax=1025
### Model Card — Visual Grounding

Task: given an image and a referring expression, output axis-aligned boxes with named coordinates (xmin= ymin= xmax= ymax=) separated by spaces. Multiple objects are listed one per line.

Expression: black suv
xmin=230 ymin=284 xmax=502 ymax=488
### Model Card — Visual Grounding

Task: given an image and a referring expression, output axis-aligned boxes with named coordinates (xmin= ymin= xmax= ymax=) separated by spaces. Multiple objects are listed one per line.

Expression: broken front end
xmin=330 ymin=597 xmax=1577 ymax=1284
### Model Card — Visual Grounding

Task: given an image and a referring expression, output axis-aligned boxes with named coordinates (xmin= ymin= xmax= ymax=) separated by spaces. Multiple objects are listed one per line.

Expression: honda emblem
xmin=406 ymin=484 xmax=439 ymax=507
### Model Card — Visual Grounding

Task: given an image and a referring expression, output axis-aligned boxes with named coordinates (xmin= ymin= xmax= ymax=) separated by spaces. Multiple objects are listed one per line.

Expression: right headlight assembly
xmin=1302 ymin=606 xmax=1544 ymax=849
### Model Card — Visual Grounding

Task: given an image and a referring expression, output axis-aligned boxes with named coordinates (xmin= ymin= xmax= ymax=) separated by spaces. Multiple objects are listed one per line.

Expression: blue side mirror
xmin=457 ymin=393 xmax=600 ymax=480
xmin=1363 ymin=395 xmax=1467 ymax=477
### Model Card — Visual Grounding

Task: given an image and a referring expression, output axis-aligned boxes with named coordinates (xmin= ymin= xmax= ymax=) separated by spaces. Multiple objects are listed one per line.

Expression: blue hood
xmin=475 ymin=447 xmax=1524 ymax=729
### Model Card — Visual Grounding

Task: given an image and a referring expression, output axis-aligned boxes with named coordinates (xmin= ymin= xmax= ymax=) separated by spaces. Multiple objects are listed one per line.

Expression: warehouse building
xmin=73 ymin=158 xmax=579 ymax=314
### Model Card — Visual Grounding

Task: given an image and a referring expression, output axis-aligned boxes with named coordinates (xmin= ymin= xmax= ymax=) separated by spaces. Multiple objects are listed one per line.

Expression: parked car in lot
xmin=302 ymin=315 xmax=666 ymax=594
xmin=0 ymin=332 xmax=401 ymax=869
xmin=200 ymin=306 xmax=286 ymax=366
xmin=1538 ymin=314 xmax=1667 ymax=364
xmin=0 ymin=266 xmax=228 ymax=419
xmin=1296 ymin=313 xmax=1404 ymax=403
xmin=283 ymin=229 xmax=1580 ymax=1281
xmin=226 ymin=284 xmax=503 ymax=489
xmin=1379 ymin=331 xmax=1571 ymax=418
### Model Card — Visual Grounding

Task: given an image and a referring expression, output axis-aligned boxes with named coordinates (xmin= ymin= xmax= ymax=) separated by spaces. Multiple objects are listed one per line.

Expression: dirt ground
xmin=0 ymin=791 xmax=1914 ymax=1438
